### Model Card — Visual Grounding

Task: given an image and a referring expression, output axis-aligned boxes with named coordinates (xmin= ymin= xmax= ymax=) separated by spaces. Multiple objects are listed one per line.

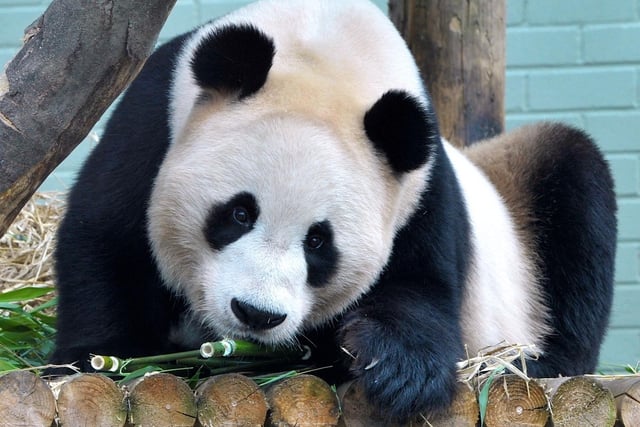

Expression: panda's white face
xmin=148 ymin=107 xmax=426 ymax=345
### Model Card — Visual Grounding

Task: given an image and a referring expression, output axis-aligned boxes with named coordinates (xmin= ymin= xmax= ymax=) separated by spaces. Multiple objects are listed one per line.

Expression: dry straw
xmin=0 ymin=192 xmax=65 ymax=294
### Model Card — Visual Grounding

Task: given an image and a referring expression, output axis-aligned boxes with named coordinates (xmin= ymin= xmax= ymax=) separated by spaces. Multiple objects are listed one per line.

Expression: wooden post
xmin=389 ymin=0 xmax=506 ymax=147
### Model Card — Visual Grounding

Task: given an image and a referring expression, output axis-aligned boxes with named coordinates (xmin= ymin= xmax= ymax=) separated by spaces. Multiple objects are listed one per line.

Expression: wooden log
xmin=0 ymin=370 xmax=56 ymax=427
xmin=540 ymin=376 xmax=616 ymax=427
xmin=389 ymin=0 xmax=506 ymax=147
xmin=56 ymin=373 xmax=127 ymax=427
xmin=195 ymin=373 xmax=268 ymax=427
xmin=421 ymin=385 xmax=479 ymax=427
xmin=337 ymin=381 xmax=477 ymax=427
xmin=484 ymin=375 xmax=548 ymax=427
xmin=0 ymin=0 xmax=177 ymax=236
xmin=601 ymin=376 xmax=640 ymax=427
xmin=337 ymin=381 xmax=399 ymax=427
xmin=266 ymin=374 xmax=340 ymax=427
xmin=127 ymin=373 xmax=197 ymax=427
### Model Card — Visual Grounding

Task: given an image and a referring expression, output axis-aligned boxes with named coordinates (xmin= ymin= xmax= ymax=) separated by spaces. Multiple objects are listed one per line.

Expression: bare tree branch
xmin=0 ymin=0 xmax=177 ymax=235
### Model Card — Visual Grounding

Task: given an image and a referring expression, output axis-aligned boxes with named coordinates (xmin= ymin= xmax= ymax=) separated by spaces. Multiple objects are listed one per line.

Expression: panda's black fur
xmin=50 ymin=0 xmax=616 ymax=421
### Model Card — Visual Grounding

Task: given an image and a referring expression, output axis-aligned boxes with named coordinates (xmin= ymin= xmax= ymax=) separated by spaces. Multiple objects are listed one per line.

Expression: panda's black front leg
xmin=339 ymin=286 xmax=463 ymax=422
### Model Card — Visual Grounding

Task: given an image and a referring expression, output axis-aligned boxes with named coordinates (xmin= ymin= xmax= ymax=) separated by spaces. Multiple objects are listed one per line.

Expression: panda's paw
xmin=340 ymin=316 xmax=457 ymax=422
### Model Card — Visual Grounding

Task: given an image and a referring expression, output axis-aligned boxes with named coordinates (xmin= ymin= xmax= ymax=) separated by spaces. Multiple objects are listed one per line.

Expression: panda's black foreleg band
xmin=338 ymin=288 xmax=463 ymax=422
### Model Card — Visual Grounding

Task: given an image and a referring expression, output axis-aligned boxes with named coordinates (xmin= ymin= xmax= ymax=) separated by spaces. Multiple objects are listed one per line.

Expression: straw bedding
xmin=0 ymin=192 xmax=64 ymax=293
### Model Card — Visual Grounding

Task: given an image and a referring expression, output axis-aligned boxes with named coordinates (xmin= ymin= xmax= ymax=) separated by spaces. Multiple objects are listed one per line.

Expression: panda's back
xmin=464 ymin=123 xmax=617 ymax=374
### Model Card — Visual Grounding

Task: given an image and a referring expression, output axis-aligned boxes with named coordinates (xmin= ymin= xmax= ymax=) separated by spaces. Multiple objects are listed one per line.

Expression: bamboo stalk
xmin=200 ymin=339 xmax=311 ymax=360
xmin=91 ymin=350 xmax=202 ymax=373
xmin=90 ymin=339 xmax=311 ymax=375
xmin=195 ymin=373 xmax=268 ymax=427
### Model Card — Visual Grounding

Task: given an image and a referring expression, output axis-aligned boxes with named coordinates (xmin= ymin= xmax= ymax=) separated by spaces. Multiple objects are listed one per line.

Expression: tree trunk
xmin=389 ymin=0 xmax=506 ymax=147
xmin=0 ymin=0 xmax=177 ymax=236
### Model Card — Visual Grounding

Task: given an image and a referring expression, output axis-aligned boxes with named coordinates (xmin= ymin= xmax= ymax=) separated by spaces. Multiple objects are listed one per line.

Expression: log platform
xmin=0 ymin=370 xmax=639 ymax=426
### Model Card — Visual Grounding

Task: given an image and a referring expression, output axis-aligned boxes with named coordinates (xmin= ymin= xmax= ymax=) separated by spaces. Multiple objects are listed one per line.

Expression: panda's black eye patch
xmin=204 ymin=192 xmax=259 ymax=251
xmin=304 ymin=221 xmax=339 ymax=287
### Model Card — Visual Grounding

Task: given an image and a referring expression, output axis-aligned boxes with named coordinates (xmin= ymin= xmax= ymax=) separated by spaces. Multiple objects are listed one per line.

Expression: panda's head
xmin=148 ymin=13 xmax=440 ymax=345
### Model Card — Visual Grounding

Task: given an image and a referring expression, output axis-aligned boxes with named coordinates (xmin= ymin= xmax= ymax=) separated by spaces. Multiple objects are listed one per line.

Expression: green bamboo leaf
xmin=0 ymin=359 xmax=18 ymax=372
xmin=118 ymin=365 xmax=164 ymax=382
xmin=31 ymin=312 xmax=57 ymax=328
xmin=0 ymin=287 xmax=55 ymax=303
xmin=0 ymin=314 xmax=40 ymax=330
xmin=28 ymin=297 xmax=58 ymax=314
xmin=478 ymin=368 xmax=504 ymax=426
xmin=0 ymin=303 xmax=22 ymax=311
xmin=256 ymin=370 xmax=298 ymax=387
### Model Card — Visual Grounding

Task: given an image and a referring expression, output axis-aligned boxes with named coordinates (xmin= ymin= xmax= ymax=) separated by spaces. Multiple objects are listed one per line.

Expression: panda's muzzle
xmin=231 ymin=298 xmax=287 ymax=330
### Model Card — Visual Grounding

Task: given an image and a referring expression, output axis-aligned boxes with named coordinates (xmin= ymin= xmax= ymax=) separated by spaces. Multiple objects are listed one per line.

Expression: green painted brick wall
xmin=506 ymin=0 xmax=640 ymax=371
xmin=1 ymin=0 xmax=639 ymax=370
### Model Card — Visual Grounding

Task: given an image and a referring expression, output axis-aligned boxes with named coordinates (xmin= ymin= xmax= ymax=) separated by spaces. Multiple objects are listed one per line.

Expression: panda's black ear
xmin=191 ymin=24 xmax=275 ymax=99
xmin=364 ymin=90 xmax=439 ymax=174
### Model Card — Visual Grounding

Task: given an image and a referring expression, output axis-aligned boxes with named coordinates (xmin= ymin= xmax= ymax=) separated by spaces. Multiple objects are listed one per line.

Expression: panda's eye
xmin=232 ymin=207 xmax=250 ymax=225
xmin=305 ymin=234 xmax=324 ymax=250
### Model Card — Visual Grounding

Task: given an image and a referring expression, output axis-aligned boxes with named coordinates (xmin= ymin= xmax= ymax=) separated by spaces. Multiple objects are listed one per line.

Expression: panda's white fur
xmin=169 ymin=0 xmax=424 ymax=145
xmin=149 ymin=0 xmax=542 ymax=354
xmin=151 ymin=0 xmax=434 ymax=346
xmin=443 ymin=144 xmax=548 ymax=353
xmin=149 ymin=115 xmax=409 ymax=345
xmin=51 ymin=0 xmax=616 ymax=421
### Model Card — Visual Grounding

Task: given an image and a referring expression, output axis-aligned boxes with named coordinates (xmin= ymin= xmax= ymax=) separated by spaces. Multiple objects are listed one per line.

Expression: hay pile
xmin=0 ymin=192 xmax=65 ymax=293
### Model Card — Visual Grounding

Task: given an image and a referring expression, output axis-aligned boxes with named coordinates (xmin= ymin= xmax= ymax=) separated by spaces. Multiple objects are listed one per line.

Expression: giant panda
xmin=49 ymin=0 xmax=617 ymax=421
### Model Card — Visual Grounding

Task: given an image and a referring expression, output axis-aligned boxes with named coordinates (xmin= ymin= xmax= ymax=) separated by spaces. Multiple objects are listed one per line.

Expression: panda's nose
xmin=231 ymin=298 xmax=287 ymax=330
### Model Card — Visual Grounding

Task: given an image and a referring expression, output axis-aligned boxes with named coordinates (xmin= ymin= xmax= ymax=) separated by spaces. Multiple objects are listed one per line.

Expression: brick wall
xmin=506 ymin=0 xmax=640 ymax=369
xmin=1 ymin=0 xmax=638 ymax=369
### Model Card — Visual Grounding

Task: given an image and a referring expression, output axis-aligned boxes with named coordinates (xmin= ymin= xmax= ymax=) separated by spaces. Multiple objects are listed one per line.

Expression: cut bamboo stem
xmin=56 ymin=373 xmax=126 ymax=426
xmin=127 ymin=372 xmax=197 ymax=427
xmin=484 ymin=374 xmax=548 ymax=427
xmin=90 ymin=339 xmax=311 ymax=374
xmin=0 ymin=370 xmax=56 ymax=427
xmin=266 ymin=374 xmax=340 ymax=427
xmin=200 ymin=339 xmax=310 ymax=360
xmin=195 ymin=373 xmax=268 ymax=427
